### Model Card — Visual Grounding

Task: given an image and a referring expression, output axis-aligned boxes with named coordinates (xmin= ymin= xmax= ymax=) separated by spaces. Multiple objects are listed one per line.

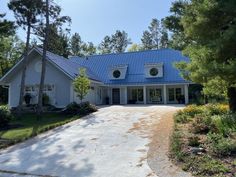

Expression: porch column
xmin=124 ymin=87 xmax=128 ymax=104
xmin=163 ymin=85 xmax=167 ymax=104
xmin=184 ymin=84 xmax=189 ymax=104
xmin=143 ymin=86 xmax=147 ymax=104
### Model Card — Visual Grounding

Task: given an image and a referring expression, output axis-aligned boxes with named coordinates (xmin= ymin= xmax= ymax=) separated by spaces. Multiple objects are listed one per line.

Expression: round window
xmin=150 ymin=68 xmax=158 ymax=76
xmin=113 ymin=70 xmax=121 ymax=78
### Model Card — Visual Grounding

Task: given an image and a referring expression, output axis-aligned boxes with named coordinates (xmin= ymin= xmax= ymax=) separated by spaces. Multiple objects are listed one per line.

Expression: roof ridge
xmin=71 ymin=48 xmax=178 ymax=58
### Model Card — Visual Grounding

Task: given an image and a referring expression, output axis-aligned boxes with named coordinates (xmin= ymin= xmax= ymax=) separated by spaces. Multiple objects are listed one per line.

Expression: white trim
xmin=163 ymin=85 xmax=167 ymax=104
xmin=184 ymin=84 xmax=189 ymax=104
xmin=0 ymin=48 xmax=36 ymax=83
xmin=143 ymin=86 xmax=147 ymax=104
xmin=103 ymin=83 xmax=190 ymax=87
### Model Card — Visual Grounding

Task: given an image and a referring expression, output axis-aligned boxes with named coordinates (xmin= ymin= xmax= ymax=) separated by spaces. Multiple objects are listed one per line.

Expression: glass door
xmin=131 ymin=88 xmax=143 ymax=103
xmin=168 ymin=88 xmax=182 ymax=103
xmin=149 ymin=88 xmax=162 ymax=103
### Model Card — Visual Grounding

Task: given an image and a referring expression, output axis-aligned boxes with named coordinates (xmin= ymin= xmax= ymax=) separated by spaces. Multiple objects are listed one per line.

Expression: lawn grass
xmin=0 ymin=113 xmax=79 ymax=148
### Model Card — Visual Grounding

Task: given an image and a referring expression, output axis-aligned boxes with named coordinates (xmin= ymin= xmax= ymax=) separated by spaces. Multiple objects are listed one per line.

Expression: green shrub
xmin=188 ymin=135 xmax=201 ymax=147
xmin=203 ymin=104 xmax=228 ymax=116
xmin=209 ymin=114 xmax=236 ymax=136
xmin=207 ymin=133 xmax=236 ymax=156
xmin=170 ymin=130 xmax=187 ymax=161
xmin=191 ymin=114 xmax=212 ymax=134
xmin=62 ymin=102 xmax=97 ymax=115
xmin=175 ymin=105 xmax=204 ymax=123
xmin=175 ymin=112 xmax=191 ymax=123
xmin=183 ymin=155 xmax=229 ymax=176
xmin=183 ymin=104 xmax=204 ymax=117
xmin=0 ymin=106 xmax=13 ymax=128
xmin=43 ymin=93 xmax=50 ymax=106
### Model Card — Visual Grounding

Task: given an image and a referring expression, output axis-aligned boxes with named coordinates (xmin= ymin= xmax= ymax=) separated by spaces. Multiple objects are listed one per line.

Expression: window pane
xmin=168 ymin=88 xmax=175 ymax=101
xmin=176 ymin=88 xmax=181 ymax=99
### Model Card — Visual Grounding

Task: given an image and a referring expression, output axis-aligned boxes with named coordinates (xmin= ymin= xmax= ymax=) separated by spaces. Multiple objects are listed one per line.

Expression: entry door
xmin=168 ymin=88 xmax=182 ymax=103
xmin=112 ymin=88 xmax=120 ymax=104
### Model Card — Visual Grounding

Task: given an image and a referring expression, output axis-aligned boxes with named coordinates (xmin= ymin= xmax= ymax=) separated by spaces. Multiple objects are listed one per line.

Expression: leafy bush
xmin=62 ymin=102 xmax=97 ymax=115
xmin=182 ymin=155 xmax=229 ymax=176
xmin=188 ymin=135 xmax=201 ymax=147
xmin=43 ymin=93 xmax=50 ymax=106
xmin=203 ymin=104 xmax=228 ymax=116
xmin=175 ymin=105 xmax=204 ymax=123
xmin=207 ymin=133 xmax=236 ymax=156
xmin=0 ymin=106 xmax=13 ymax=128
xmin=191 ymin=114 xmax=212 ymax=134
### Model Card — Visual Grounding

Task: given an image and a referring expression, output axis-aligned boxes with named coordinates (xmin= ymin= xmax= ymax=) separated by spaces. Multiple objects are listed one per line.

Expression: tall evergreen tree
xmin=159 ymin=20 xmax=169 ymax=48
xmin=141 ymin=18 xmax=161 ymax=50
xmin=111 ymin=30 xmax=131 ymax=53
xmin=36 ymin=0 xmax=71 ymax=115
xmin=83 ymin=42 xmax=97 ymax=56
xmin=37 ymin=0 xmax=49 ymax=116
xmin=141 ymin=30 xmax=153 ymax=50
xmin=70 ymin=32 xmax=84 ymax=56
xmin=98 ymin=35 xmax=113 ymax=54
xmin=8 ymin=0 xmax=43 ymax=112
xmin=0 ymin=13 xmax=15 ymax=36
xmin=176 ymin=0 xmax=236 ymax=112
xmin=162 ymin=0 xmax=189 ymax=50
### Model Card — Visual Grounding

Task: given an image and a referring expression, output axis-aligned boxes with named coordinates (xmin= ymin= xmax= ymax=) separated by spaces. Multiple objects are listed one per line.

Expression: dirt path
xmin=147 ymin=111 xmax=193 ymax=177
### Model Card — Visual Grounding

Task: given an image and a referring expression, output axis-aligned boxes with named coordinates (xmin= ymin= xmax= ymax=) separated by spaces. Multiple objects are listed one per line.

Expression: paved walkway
xmin=0 ymin=105 xmax=185 ymax=177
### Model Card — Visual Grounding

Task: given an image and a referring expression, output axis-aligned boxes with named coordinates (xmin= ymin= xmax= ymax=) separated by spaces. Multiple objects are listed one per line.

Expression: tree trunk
xmin=227 ymin=87 xmax=236 ymax=113
xmin=18 ymin=22 xmax=31 ymax=114
xmin=37 ymin=0 xmax=49 ymax=117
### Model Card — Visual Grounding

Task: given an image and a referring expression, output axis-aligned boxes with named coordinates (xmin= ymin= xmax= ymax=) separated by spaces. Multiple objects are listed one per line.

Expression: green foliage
xmin=98 ymin=31 xmax=131 ymax=54
xmin=111 ymin=30 xmax=131 ymax=53
xmin=174 ymin=0 xmax=236 ymax=112
xmin=73 ymin=68 xmax=90 ymax=102
xmin=0 ymin=35 xmax=24 ymax=76
xmin=182 ymin=155 xmax=229 ymax=176
xmin=70 ymin=32 xmax=84 ymax=56
xmin=0 ymin=113 xmax=80 ymax=149
xmin=191 ymin=114 xmax=211 ymax=134
xmin=207 ymin=133 xmax=236 ymax=156
xmin=210 ymin=114 xmax=236 ymax=136
xmin=8 ymin=0 xmax=44 ymax=29
xmin=162 ymin=1 xmax=189 ymax=50
xmin=175 ymin=104 xmax=203 ymax=123
xmin=63 ymin=102 xmax=97 ymax=115
xmin=98 ymin=35 xmax=113 ymax=54
xmin=188 ymin=135 xmax=201 ymax=147
xmin=128 ymin=43 xmax=142 ymax=52
xmin=42 ymin=93 xmax=50 ymax=106
xmin=170 ymin=129 xmax=186 ymax=161
xmin=141 ymin=18 xmax=169 ymax=50
xmin=70 ymin=33 xmax=97 ymax=57
xmin=0 ymin=13 xmax=15 ymax=37
xmin=0 ymin=106 xmax=13 ymax=128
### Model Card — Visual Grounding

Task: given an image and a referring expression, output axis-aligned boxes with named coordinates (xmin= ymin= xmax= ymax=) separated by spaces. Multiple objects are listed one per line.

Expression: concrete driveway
xmin=0 ymin=105 xmax=183 ymax=177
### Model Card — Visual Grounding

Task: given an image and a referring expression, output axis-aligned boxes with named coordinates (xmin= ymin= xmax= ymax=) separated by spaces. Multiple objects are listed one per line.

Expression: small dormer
xmin=109 ymin=65 xmax=128 ymax=80
xmin=144 ymin=63 xmax=163 ymax=78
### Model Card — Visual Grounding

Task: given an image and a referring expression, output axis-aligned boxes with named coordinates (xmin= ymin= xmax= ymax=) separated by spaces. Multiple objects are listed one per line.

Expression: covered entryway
xmin=112 ymin=88 xmax=120 ymax=104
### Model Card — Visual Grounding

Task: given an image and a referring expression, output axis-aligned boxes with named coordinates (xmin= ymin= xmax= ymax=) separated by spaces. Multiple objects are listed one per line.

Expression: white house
xmin=0 ymin=47 xmax=191 ymax=108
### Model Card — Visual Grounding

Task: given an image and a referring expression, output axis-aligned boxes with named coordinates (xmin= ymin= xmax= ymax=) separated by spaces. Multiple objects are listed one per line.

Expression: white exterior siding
xmin=8 ymin=56 xmax=71 ymax=108
xmin=72 ymin=83 xmax=103 ymax=105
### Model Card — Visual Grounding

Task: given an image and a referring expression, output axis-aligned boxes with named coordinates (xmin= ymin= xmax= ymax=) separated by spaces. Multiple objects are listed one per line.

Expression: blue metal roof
xmin=35 ymin=47 xmax=101 ymax=82
xmin=69 ymin=49 xmax=190 ymax=85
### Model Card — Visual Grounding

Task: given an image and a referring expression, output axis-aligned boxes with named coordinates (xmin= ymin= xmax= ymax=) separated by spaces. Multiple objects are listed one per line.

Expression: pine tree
xmin=111 ymin=30 xmax=131 ymax=53
xmin=8 ymin=0 xmax=44 ymax=113
xmin=98 ymin=35 xmax=113 ymax=54
xmin=70 ymin=33 xmax=84 ymax=56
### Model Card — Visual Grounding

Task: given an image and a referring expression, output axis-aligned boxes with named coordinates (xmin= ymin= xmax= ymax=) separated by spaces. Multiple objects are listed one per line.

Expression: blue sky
xmin=0 ymin=0 xmax=174 ymax=45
